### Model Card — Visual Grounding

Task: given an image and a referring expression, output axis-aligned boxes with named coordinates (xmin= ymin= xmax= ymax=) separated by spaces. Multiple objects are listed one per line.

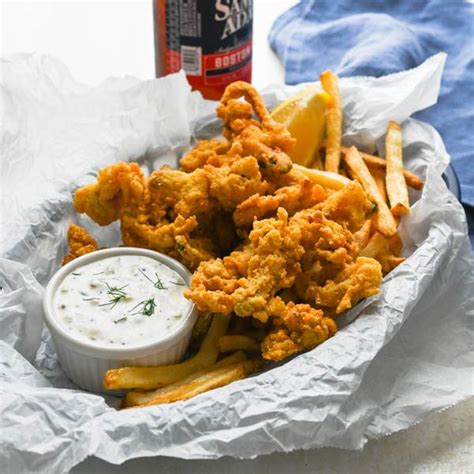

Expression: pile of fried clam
xmin=64 ymin=73 xmax=422 ymax=407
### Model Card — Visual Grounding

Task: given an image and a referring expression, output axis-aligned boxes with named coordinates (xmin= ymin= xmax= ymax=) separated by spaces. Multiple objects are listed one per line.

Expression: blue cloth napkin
xmin=269 ymin=0 xmax=474 ymax=215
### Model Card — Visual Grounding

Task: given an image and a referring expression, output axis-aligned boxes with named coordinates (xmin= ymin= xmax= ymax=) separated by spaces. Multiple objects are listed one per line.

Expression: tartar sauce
xmin=54 ymin=255 xmax=189 ymax=347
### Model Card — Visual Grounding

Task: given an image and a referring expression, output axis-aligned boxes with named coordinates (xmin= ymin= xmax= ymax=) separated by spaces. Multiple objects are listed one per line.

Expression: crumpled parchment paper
xmin=1 ymin=53 xmax=473 ymax=474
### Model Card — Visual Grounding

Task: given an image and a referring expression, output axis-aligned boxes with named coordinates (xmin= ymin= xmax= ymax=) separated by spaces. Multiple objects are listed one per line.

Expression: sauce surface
xmin=54 ymin=255 xmax=189 ymax=347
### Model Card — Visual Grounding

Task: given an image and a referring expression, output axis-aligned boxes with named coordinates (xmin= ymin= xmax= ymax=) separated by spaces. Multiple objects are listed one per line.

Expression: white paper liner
xmin=0 ymin=53 xmax=473 ymax=473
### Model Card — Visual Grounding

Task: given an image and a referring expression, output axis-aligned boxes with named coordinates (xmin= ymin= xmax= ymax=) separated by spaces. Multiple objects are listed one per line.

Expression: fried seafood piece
xmin=63 ymin=224 xmax=98 ymax=264
xmin=216 ymin=81 xmax=295 ymax=175
xmin=290 ymin=183 xmax=374 ymax=298
xmin=74 ymin=162 xmax=148 ymax=226
xmin=174 ymin=235 xmax=216 ymax=270
xmin=311 ymin=257 xmax=382 ymax=314
xmin=261 ymin=298 xmax=337 ymax=361
xmin=73 ymin=163 xmax=218 ymax=270
xmin=148 ymin=167 xmax=216 ymax=219
xmin=233 ymin=169 xmax=327 ymax=226
xmin=291 ymin=208 xmax=358 ymax=255
xmin=119 ymin=213 xmax=206 ymax=267
xmin=292 ymin=209 xmax=359 ymax=300
xmin=206 ymin=155 xmax=270 ymax=210
xmin=180 ymin=139 xmax=229 ymax=172
xmin=185 ymin=208 xmax=305 ymax=322
xmin=318 ymin=181 xmax=374 ymax=232
xmin=150 ymin=156 xmax=268 ymax=216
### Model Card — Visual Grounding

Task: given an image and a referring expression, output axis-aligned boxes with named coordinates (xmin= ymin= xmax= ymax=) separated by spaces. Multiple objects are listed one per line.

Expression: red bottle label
xmin=160 ymin=0 xmax=253 ymax=99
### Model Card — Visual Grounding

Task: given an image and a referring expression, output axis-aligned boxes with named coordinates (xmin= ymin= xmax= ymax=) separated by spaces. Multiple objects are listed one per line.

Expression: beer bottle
xmin=154 ymin=0 xmax=253 ymax=100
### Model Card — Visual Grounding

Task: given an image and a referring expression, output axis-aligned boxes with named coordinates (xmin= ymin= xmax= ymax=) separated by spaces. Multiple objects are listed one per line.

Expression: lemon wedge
xmin=271 ymin=86 xmax=330 ymax=167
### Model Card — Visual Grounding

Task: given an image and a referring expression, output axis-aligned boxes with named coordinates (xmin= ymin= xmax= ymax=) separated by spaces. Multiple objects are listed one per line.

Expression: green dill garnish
xmin=98 ymin=282 xmax=129 ymax=309
xmin=139 ymin=269 xmax=167 ymax=290
xmin=114 ymin=316 xmax=128 ymax=324
xmin=71 ymin=272 xmax=81 ymax=276
xmin=130 ymin=297 xmax=157 ymax=317
xmin=93 ymin=271 xmax=104 ymax=275
xmin=169 ymin=280 xmax=185 ymax=286
xmin=82 ymin=297 xmax=99 ymax=301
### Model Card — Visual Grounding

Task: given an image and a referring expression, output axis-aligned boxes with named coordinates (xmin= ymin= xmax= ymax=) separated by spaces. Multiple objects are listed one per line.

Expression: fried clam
xmin=233 ymin=167 xmax=327 ymax=227
xmin=62 ymin=224 xmax=98 ymax=264
xmin=217 ymin=81 xmax=296 ymax=176
xmin=261 ymin=297 xmax=337 ymax=361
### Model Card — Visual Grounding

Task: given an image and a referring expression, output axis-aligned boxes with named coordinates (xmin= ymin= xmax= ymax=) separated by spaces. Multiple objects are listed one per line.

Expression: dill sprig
xmin=169 ymin=279 xmax=185 ymax=286
xmin=98 ymin=282 xmax=129 ymax=309
xmin=130 ymin=297 xmax=157 ymax=317
xmin=139 ymin=269 xmax=167 ymax=290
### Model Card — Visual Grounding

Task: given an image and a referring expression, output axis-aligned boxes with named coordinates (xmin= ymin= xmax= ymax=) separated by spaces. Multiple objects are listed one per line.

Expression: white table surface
xmin=2 ymin=1 xmax=473 ymax=472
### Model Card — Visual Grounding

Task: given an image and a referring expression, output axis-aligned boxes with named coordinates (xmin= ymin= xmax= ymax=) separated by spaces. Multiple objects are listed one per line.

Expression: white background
xmin=1 ymin=1 xmax=473 ymax=472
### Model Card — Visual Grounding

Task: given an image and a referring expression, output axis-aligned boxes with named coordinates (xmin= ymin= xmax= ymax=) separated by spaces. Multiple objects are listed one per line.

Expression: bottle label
xmin=163 ymin=0 xmax=253 ymax=91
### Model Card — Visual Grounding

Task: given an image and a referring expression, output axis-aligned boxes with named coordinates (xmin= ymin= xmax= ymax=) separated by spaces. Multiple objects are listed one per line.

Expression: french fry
xmin=293 ymin=163 xmax=351 ymax=190
xmin=388 ymin=232 xmax=403 ymax=256
xmin=214 ymin=350 xmax=248 ymax=367
xmin=103 ymin=313 xmax=230 ymax=390
xmin=320 ymin=70 xmax=342 ymax=173
xmin=218 ymin=335 xmax=261 ymax=353
xmin=320 ymin=142 xmax=423 ymax=190
xmin=243 ymin=328 xmax=267 ymax=341
xmin=341 ymin=146 xmax=423 ymax=190
xmin=142 ymin=360 xmax=260 ymax=407
xmin=360 ymin=232 xmax=405 ymax=274
xmin=129 ymin=360 xmax=262 ymax=408
xmin=343 ymin=146 xmax=398 ymax=236
xmin=124 ymin=351 xmax=248 ymax=407
xmin=360 ymin=232 xmax=388 ymax=258
xmin=311 ymin=151 xmax=324 ymax=170
xmin=371 ymin=167 xmax=387 ymax=203
xmin=381 ymin=256 xmax=406 ymax=274
xmin=353 ymin=220 xmax=372 ymax=251
xmin=385 ymin=121 xmax=410 ymax=216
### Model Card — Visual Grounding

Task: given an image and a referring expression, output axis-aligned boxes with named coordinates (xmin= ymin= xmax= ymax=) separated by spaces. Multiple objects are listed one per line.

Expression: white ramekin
xmin=43 ymin=247 xmax=198 ymax=394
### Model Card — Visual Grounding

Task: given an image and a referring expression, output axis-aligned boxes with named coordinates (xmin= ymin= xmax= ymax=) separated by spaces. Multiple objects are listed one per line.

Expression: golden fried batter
xmin=312 ymin=257 xmax=382 ymax=314
xmin=148 ymin=167 xmax=216 ymax=218
xmin=319 ymin=180 xmax=374 ymax=232
xmin=261 ymin=298 xmax=337 ymax=361
xmin=74 ymin=162 xmax=148 ymax=226
xmin=74 ymin=162 xmax=208 ymax=269
xmin=62 ymin=224 xmax=98 ymax=264
xmin=180 ymin=139 xmax=229 ymax=173
xmin=234 ymin=169 xmax=327 ymax=226
xmin=206 ymin=156 xmax=269 ymax=210
xmin=185 ymin=208 xmax=304 ymax=322
xmin=217 ymin=81 xmax=295 ymax=175
xmin=292 ymin=208 xmax=360 ymax=300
